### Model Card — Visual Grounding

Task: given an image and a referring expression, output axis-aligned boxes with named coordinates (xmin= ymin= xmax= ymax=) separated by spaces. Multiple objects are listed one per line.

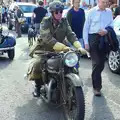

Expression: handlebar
xmin=34 ymin=49 xmax=81 ymax=56
xmin=34 ymin=48 xmax=91 ymax=58
xmin=35 ymin=50 xmax=59 ymax=56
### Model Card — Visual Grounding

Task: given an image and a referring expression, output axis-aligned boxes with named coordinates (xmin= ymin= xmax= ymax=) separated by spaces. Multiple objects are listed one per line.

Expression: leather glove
xmin=53 ymin=42 xmax=70 ymax=52
xmin=63 ymin=46 xmax=70 ymax=52
xmin=78 ymin=47 xmax=87 ymax=55
xmin=73 ymin=41 xmax=87 ymax=55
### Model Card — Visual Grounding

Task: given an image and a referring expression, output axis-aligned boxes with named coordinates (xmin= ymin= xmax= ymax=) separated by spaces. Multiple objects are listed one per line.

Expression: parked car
xmin=0 ymin=26 xmax=16 ymax=60
xmin=7 ymin=2 xmax=37 ymax=33
xmin=108 ymin=15 xmax=120 ymax=73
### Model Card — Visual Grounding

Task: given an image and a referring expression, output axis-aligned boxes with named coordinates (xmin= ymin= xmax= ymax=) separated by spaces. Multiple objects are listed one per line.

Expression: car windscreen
xmin=19 ymin=5 xmax=36 ymax=13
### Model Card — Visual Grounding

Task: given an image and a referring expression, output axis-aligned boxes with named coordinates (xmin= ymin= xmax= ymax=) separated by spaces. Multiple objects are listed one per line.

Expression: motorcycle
xmin=34 ymin=50 xmax=85 ymax=120
xmin=0 ymin=26 xmax=16 ymax=60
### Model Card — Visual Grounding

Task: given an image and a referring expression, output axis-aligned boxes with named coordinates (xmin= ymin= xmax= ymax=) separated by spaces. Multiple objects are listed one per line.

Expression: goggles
xmin=54 ymin=10 xmax=63 ymax=14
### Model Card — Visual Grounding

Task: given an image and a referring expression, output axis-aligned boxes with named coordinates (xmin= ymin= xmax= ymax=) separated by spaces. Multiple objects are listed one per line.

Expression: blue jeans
xmin=79 ymin=38 xmax=85 ymax=48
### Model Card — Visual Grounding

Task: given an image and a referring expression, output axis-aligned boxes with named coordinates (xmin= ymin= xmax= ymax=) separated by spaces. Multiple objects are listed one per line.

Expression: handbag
xmin=18 ymin=17 xmax=25 ymax=24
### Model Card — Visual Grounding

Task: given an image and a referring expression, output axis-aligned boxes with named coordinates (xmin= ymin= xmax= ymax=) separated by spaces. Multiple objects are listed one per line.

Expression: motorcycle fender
xmin=0 ymin=47 xmax=14 ymax=51
xmin=65 ymin=73 xmax=83 ymax=87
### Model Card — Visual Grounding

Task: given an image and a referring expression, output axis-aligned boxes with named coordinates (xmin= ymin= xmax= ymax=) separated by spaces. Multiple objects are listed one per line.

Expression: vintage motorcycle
xmin=0 ymin=26 xmax=16 ymax=60
xmin=34 ymin=50 xmax=85 ymax=120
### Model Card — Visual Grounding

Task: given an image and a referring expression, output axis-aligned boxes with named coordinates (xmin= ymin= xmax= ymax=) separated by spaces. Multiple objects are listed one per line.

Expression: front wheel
xmin=8 ymin=49 xmax=15 ymax=60
xmin=64 ymin=78 xmax=85 ymax=120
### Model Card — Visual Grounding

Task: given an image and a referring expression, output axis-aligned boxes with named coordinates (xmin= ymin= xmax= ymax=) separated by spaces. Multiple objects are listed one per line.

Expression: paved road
xmin=0 ymin=26 xmax=120 ymax=120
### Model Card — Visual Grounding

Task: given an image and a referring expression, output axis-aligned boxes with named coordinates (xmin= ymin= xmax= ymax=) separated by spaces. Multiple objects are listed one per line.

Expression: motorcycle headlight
xmin=64 ymin=51 xmax=78 ymax=67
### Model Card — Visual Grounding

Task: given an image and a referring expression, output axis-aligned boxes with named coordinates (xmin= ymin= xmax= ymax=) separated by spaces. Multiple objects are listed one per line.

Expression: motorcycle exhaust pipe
xmin=41 ymin=78 xmax=55 ymax=103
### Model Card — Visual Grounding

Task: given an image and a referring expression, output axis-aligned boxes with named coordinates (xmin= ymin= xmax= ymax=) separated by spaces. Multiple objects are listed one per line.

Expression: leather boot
xmin=33 ymin=79 xmax=41 ymax=97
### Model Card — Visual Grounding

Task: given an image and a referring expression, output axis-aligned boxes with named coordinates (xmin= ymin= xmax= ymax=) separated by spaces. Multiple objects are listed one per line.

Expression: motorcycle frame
xmin=41 ymin=53 xmax=75 ymax=104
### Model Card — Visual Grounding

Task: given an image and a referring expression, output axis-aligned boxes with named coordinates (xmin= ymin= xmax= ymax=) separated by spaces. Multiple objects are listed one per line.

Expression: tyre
xmin=8 ymin=21 xmax=13 ymax=30
xmin=21 ymin=25 xmax=29 ymax=33
xmin=64 ymin=78 xmax=85 ymax=120
xmin=108 ymin=50 xmax=120 ymax=73
xmin=8 ymin=49 xmax=15 ymax=60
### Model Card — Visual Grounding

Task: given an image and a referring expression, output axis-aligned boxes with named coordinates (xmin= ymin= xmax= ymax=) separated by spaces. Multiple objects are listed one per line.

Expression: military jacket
xmin=29 ymin=16 xmax=77 ymax=56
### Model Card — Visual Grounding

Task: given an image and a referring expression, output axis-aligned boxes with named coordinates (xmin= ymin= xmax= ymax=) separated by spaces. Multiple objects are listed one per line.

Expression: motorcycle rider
xmin=28 ymin=1 xmax=87 ymax=97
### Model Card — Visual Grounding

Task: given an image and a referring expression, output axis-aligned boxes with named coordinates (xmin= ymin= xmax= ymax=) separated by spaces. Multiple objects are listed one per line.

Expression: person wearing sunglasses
xmin=28 ymin=1 xmax=87 ymax=97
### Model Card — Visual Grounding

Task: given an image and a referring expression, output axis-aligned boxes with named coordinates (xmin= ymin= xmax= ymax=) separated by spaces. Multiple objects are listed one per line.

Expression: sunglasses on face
xmin=54 ymin=10 xmax=63 ymax=14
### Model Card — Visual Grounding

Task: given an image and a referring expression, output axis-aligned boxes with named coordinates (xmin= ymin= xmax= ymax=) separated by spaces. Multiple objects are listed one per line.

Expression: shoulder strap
xmin=45 ymin=20 xmax=62 ymax=44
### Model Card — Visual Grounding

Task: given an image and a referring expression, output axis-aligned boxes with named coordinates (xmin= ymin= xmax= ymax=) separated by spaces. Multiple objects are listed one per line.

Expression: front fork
xmin=59 ymin=67 xmax=74 ymax=105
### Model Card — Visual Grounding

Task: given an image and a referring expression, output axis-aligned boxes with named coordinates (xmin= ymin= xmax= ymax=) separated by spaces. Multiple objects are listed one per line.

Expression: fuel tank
xmin=47 ymin=57 xmax=61 ymax=72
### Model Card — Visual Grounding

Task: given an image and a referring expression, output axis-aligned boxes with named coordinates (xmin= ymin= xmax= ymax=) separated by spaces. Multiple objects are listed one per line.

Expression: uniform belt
xmin=89 ymin=33 xmax=99 ymax=36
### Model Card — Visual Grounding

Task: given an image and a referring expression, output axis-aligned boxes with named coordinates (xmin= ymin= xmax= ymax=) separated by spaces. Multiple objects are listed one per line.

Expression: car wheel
xmin=8 ymin=22 xmax=13 ymax=30
xmin=8 ymin=49 xmax=15 ymax=60
xmin=21 ymin=24 xmax=29 ymax=33
xmin=108 ymin=50 xmax=120 ymax=73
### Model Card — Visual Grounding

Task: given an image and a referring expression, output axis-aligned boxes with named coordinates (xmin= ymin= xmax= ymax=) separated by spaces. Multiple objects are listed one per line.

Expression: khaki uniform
xmin=27 ymin=16 xmax=77 ymax=81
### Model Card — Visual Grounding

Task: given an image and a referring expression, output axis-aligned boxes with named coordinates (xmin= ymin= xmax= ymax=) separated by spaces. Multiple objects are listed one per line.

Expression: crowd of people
xmin=1 ymin=0 xmax=120 ymax=39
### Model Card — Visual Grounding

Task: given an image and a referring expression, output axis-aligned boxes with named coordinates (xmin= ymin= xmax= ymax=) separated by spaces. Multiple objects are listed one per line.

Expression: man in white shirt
xmin=83 ymin=0 xmax=113 ymax=96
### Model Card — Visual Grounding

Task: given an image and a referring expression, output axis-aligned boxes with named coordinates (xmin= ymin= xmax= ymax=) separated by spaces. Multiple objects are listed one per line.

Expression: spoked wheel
xmin=64 ymin=78 xmax=85 ymax=120
xmin=108 ymin=50 xmax=120 ymax=73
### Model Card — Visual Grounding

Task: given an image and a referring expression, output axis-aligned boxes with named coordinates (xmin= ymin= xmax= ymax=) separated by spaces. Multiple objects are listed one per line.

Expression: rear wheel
xmin=8 ymin=49 xmax=15 ymax=60
xmin=64 ymin=78 xmax=85 ymax=120
xmin=21 ymin=27 xmax=28 ymax=34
